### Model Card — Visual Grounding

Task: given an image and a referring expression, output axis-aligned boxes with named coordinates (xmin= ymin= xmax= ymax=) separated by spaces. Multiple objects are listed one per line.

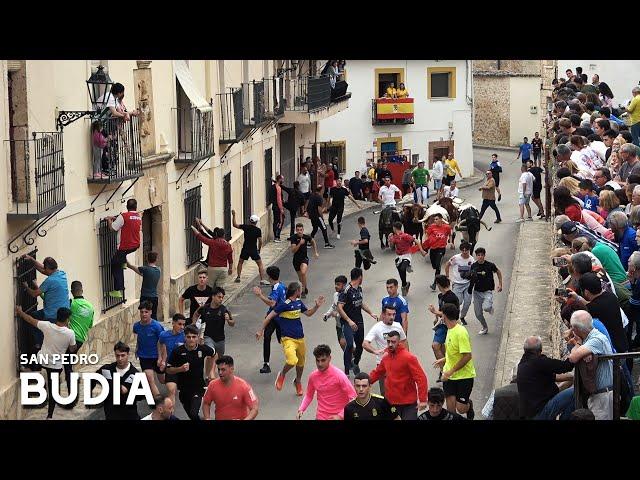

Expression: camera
xmin=555 ymin=287 xmax=570 ymax=297
xmin=552 ymin=257 xmax=568 ymax=267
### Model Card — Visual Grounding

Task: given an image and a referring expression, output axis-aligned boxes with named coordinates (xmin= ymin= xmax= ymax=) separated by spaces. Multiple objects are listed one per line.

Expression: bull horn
xmin=480 ymin=220 xmax=492 ymax=231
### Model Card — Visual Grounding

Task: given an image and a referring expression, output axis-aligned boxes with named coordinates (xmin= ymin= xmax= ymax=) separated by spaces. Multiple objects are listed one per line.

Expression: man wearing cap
xmin=411 ymin=160 xmax=431 ymax=205
xmin=232 ymin=210 xmax=270 ymax=285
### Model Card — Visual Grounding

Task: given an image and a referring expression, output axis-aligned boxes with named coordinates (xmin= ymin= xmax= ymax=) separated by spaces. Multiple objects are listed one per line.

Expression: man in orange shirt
xmin=202 ymin=355 xmax=259 ymax=420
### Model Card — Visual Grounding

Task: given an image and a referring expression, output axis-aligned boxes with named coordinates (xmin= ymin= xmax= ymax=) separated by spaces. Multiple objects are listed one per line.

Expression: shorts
xmin=282 ymin=336 xmax=306 ymax=367
xmin=293 ymin=257 xmax=309 ymax=272
xmin=443 ymin=175 xmax=455 ymax=186
xmin=518 ymin=194 xmax=532 ymax=206
xmin=336 ymin=325 xmax=345 ymax=342
xmin=434 ymin=178 xmax=442 ymax=190
xmin=240 ymin=248 xmax=261 ymax=261
xmin=433 ymin=324 xmax=448 ymax=344
xmin=443 ymin=377 xmax=474 ymax=404
xmin=532 ymin=188 xmax=542 ymax=200
xmin=164 ymin=373 xmax=179 ymax=384
xmin=139 ymin=357 xmax=163 ymax=374
xmin=203 ymin=336 xmax=225 ymax=356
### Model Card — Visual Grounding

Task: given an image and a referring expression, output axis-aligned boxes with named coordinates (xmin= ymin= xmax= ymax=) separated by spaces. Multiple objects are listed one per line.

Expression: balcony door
xmin=374 ymin=68 xmax=405 ymax=98
xmin=428 ymin=140 xmax=454 ymax=168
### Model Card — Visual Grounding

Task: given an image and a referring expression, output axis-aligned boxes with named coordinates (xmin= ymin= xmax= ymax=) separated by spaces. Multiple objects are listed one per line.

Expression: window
xmin=176 ymin=80 xmax=193 ymax=156
xmin=242 ymin=163 xmax=253 ymax=223
xmin=427 ymin=67 xmax=456 ymax=99
xmin=264 ymin=148 xmax=273 ymax=207
xmin=374 ymin=68 xmax=405 ymax=98
xmin=15 ymin=249 xmax=38 ymax=372
xmin=184 ymin=186 xmax=203 ymax=266
xmin=319 ymin=142 xmax=346 ymax=173
xmin=98 ymin=218 xmax=126 ymax=312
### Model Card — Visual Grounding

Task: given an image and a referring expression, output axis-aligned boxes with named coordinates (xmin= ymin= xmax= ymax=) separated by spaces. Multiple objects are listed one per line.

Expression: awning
xmin=173 ymin=60 xmax=212 ymax=113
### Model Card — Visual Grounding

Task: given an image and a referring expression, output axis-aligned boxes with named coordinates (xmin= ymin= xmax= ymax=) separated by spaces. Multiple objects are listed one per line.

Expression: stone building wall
xmin=473 ymin=76 xmax=510 ymax=146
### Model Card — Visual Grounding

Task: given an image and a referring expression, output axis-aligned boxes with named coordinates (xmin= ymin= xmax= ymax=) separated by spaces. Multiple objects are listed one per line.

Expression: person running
xmin=166 ymin=324 xmax=216 ymax=420
xmin=231 ymin=209 xmax=270 ymax=285
xmin=527 ymin=160 xmax=546 ymax=218
xmin=445 ymin=241 xmax=475 ymax=325
xmin=531 ymin=132 xmax=544 ymax=167
xmin=323 ymin=275 xmax=348 ymax=354
xmin=351 ymin=216 xmax=376 ymax=270
xmin=378 ymin=176 xmax=401 ymax=206
xmin=362 ymin=305 xmax=407 ymax=396
xmin=15 ymin=306 xmax=76 ymax=419
xmin=253 ymin=266 xmax=287 ymax=374
xmin=412 ymin=160 xmax=431 ymax=204
xmin=516 ymin=136 xmax=532 ymax=164
xmin=157 ymin=313 xmax=186 ymax=404
xmin=297 ymin=344 xmax=356 ymax=420
xmin=107 ymin=198 xmax=142 ymax=298
xmin=256 ymin=282 xmax=325 ymax=396
xmin=517 ymin=163 xmax=535 ymax=222
xmin=418 ymin=386 xmax=466 ymax=421
xmin=343 ymin=372 xmax=401 ymax=420
xmin=432 ymin=303 xmax=476 ymax=419
xmin=307 ymin=186 xmax=335 ymax=249
xmin=381 ymin=278 xmax=409 ymax=335
xmin=389 ymin=222 xmax=423 ymax=296
xmin=192 ymin=286 xmax=234 ymax=379
xmin=468 ymin=247 xmax=503 ymax=335
xmin=444 ymin=153 xmax=462 ymax=186
xmin=428 ymin=275 xmax=460 ymax=382
xmin=289 ymin=223 xmax=319 ymax=298
xmin=64 ymin=281 xmax=94 ymax=391
xmin=202 ymin=355 xmax=259 ymax=420
xmin=489 ymin=153 xmax=503 ymax=201
xmin=328 ymin=177 xmax=361 ymax=240
xmin=478 ymin=170 xmax=502 ymax=224
xmin=141 ymin=393 xmax=179 ymax=421
xmin=369 ymin=330 xmax=429 ymax=420
xmin=421 ymin=213 xmax=452 ymax=291
xmin=178 ymin=270 xmax=214 ymax=324
xmin=337 ymin=267 xmax=378 ymax=376
xmin=132 ymin=300 xmax=164 ymax=397
xmin=282 ymin=181 xmax=305 ymax=239
xmin=126 ymin=250 xmax=161 ymax=319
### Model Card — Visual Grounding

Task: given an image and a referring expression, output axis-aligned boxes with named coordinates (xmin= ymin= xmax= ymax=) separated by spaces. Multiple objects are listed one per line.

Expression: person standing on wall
xmin=107 ymin=198 xmax=142 ymax=299
xmin=126 ymin=251 xmax=161 ymax=319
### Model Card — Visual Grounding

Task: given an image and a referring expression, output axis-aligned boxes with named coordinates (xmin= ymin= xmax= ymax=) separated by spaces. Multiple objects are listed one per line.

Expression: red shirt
xmin=369 ymin=344 xmax=428 ymax=405
xmin=203 ymin=376 xmax=258 ymax=420
xmin=195 ymin=234 xmax=233 ymax=268
xmin=565 ymin=204 xmax=582 ymax=222
xmin=423 ymin=224 xmax=452 ymax=250
xmin=118 ymin=211 xmax=142 ymax=251
xmin=325 ymin=168 xmax=335 ymax=188
xmin=390 ymin=232 xmax=415 ymax=255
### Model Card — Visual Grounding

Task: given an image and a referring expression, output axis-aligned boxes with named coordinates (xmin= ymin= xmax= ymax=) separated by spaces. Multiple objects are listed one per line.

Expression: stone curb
xmin=473 ymin=144 xmax=519 ymax=153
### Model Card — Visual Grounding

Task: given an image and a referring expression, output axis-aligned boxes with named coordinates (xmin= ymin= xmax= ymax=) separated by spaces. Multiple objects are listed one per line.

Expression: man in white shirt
xmin=432 ymin=156 xmax=444 ymax=196
xmin=517 ymin=164 xmax=535 ymax=222
xmin=142 ymin=393 xmax=177 ymax=420
xmin=362 ymin=305 xmax=407 ymax=395
xmin=378 ymin=176 xmax=401 ymax=206
xmin=297 ymin=165 xmax=311 ymax=214
xmin=445 ymin=242 xmax=475 ymax=325
xmin=443 ymin=180 xmax=459 ymax=199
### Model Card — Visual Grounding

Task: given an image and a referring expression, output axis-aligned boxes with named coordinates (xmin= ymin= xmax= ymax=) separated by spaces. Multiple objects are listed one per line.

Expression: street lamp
xmin=56 ymin=65 xmax=114 ymax=131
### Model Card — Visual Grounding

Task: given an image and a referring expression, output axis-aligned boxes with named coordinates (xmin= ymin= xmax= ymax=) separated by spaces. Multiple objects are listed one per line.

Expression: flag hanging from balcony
xmin=376 ymin=98 xmax=414 ymax=119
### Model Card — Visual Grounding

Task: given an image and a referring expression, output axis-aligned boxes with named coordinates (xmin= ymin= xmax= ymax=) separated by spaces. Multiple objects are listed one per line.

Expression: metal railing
xmin=90 ymin=116 xmax=142 ymax=183
xmin=8 ymin=132 xmax=65 ymax=218
xmin=367 ymin=149 xmax=412 ymax=164
xmin=15 ymin=249 xmax=38 ymax=372
xmin=241 ymin=81 xmax=266 ymax=127
xmin=98 ymin=218 xmax=126 ymax=312
xmin=264 ymin=77 xmax=285 ymax=119
xmin=217 ymin=88 xmax=245 ymax=143
xmin=371 ymin=98 xmax=415 ymax=125
xmin=175 ymin=106 xmax=215 ymax=163
xmin=184 ymin=185 xmax=202 ymax=266
xmin=283 ymin=75 xmax=333 ymax=112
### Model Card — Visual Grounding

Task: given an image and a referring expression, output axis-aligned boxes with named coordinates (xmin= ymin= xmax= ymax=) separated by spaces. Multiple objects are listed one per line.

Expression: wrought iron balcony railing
xmin=175 ymin=105 xmax=215 ymax=164
xmin=89 ymin=115 xmax=143 ymax=183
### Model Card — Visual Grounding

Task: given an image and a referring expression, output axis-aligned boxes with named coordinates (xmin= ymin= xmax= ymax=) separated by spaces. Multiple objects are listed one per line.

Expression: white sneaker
xmin=478 ymin=328 xmax=488 ymax=335
xmin=516 ymin=218 xmax=525 ymax=223
xmin=526 ymin=217 xmax=533 ymax=222
xmin=273 ymin=238 xmax=282 ymax=243
xmin=260 ymin=279 xmax=271 ymax=286
xmin=336 ymin=234 xmax=341 ymax=240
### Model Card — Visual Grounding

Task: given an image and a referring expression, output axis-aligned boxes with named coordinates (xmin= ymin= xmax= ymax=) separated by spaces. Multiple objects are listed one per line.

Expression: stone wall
xmin=473 ymin=60 xmax=541 ymax=75
xmin=473 ymin=76 xmax=510 ymax=146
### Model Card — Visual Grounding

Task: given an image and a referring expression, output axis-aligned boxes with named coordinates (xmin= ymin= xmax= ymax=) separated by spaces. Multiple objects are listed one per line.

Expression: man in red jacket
xmin=369 ymin=330 xmax=428 ymax=420
xmin=107 ymin=198 xmax=142 ymax=298
xmin=389 ymin=222 xmax=422 ymax=296
xmin=191 ymin=220 xmax=233 ymax=288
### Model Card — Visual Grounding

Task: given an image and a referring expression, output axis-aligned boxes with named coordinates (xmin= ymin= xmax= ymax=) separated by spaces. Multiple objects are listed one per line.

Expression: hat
xmin=250 ymin=214 xmax=259 ymax=223
xmin=418 ymin=159 xmax=425 ymax=164
xmin=559 ymin=221 xmax=578 ymax=235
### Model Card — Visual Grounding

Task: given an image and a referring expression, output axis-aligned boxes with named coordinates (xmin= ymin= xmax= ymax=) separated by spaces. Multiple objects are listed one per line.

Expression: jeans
xmin=534 ymin=387 xmax=575 ymax=420
xmin=272 ymin=207 xmax=283 ymax=240
xmin=111 ymin=248 xmax=137 ymax=292
xmin=414 ymin=185 xmax=429 ymax=205
xmin=310 ymin=216 xmax=330 ymax=244
xmin=433 ymin=179 xmax=442 ymax=191
xmin=479 ymin=199 xmax=501 ymax=222
xmin=631 ymin=121 xmax=640 ymax=148
xmin=472 ymin=290 xmax=494 ymax=330
xmin=342 ymin=321 xmax=364 ymax=374
xmin=452 ymin=282 xmax=472 ymax=319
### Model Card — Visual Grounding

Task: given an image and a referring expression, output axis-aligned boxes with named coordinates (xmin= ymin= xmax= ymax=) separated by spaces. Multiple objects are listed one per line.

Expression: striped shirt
xmin=583 ymin=328 xmax=613 ymax=390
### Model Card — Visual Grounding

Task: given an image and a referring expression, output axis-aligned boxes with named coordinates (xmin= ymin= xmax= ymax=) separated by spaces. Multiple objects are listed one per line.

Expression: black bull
xmin=378 ymin=206 xmax=401 ymax=249
xmin=455 ymin=206 xmax=492 ymax=250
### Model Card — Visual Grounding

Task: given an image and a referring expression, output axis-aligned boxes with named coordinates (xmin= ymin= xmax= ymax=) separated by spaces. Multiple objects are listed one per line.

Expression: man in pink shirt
xmin=297 ymin=344 xmax=356 ymax=420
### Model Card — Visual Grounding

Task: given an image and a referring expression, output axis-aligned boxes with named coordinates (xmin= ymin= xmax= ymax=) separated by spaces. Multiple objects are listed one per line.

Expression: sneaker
xmin=234 ymin=277 xmax=241 ymax=283
xmin=526 ymin=217 xmax=533 ymax=221
xmin=293 ymin=379 xmax=304 ymax=396
xmin=460 ymin=318 xmax=467 ymax=326
xmin=108 ymin=290 xmax=123 ymax=299
xmin=494 ymin=219 xmax=502 ymax=224
xmin=537 ymin=212 xmax=545 ymax=217
xmin=466 ymin=400 xmax=475 ymax=420
xmin=260 ymin=279 xmax=271 ymax=286
xmin=478 ymin=328 xmax=488 ymax=335
xmin=275 ymin=371 xmax=285 ymax=391
xmin=516 ymin=218 xmax=525 ymax=223
xmin=430 ymin=282 xmax=436 ymax=291
xmin=336 ymin=234 xmax=341 ymax=240
xmin=352 ymin=364 xmax=361 ymax=375
xmin=273 ymin=238 xmax=282 ymax=243
xmin=260 ymin=363 xmax=271 ymax=374
xmin=324 ymin=244 xmax=336 ymax=249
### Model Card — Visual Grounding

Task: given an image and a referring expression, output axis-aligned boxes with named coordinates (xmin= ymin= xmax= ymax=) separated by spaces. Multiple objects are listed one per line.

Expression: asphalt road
xmin=119 ymin=147 xmax=529 ymax=420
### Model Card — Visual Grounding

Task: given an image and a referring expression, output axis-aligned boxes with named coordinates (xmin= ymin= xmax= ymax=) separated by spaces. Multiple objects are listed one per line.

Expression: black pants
xmin=179 ymin=389 xmax=203 ymax=421
xmin=43 ymin=367 xmax=63 ymax=419
xmin=140 ymin=296 xmax=158 ymax=319
xmin=288 ymin=208 xmax=298 ymax=238
xmin=310 ymin=216 xmax=330 ymax=244
xmin=429 ymin=248 xmax=446 ymax=277
xmin=111 ymin=248 xmax=137 ymax=292
xmin=263 ymin=320 xmax=282 ymax=364
xmin=272 ymin=207 xmax=283 ymax=240
xmin=479 ymin=199 xmax=501 ymax=221
xmin=328 ymin=207 xmax=344 ymax=234
xmin=355 ymin=249 xmax=375 ymax=270
xmin=396 ymin=258 xmax=410 ymax=287
xmin=63 ymin=341 xmax=83 ymax=398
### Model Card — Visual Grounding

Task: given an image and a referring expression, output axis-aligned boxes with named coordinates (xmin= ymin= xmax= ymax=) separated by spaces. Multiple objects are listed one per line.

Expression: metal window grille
xmin=184 ymin=185 xmax=203 ymax=265
xmin=319 ymin=143 xmax=345 ymax=173
xmin=15 ymin=249 xmax=38 ymax=372
xmin=175 ymin=107 xmax=215 ymax=163
xmin=223 ymin=173 xmax=232 ymax=241
xmin=98 ymin=218 xmax=126 ymax=312
xmin=242 ymin=163 xmax=253 ymax=223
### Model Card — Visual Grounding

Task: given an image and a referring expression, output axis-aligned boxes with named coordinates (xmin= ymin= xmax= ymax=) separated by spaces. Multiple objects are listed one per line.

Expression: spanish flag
xmin=376 ymin=98 xmax=414 ymax=120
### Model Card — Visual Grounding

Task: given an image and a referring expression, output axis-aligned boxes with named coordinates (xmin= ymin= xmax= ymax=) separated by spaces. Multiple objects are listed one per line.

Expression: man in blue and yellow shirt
xmin=256 ymin=282 xmax=325 ymax=396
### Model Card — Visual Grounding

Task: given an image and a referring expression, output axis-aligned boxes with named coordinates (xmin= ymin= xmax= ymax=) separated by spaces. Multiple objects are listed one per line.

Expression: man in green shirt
xmin=591 ymin=242 xmax=628 ymax=285
xmin=411 ymin=160 xmax=431 ymax=205
xmin=64 ymin=280 xmax=95 ymax=399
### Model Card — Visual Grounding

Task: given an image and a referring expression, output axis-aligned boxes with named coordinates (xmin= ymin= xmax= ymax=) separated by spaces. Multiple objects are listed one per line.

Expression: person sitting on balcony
xmin=396 ymin=83 xmax=409 ymax=98
xmin=91 ymin=121 xmax=110 ymax=180
xmin=107 ymin=199 xmax=142 ymax=298
xmin=191 ymin=221 xmax=233 ymax=288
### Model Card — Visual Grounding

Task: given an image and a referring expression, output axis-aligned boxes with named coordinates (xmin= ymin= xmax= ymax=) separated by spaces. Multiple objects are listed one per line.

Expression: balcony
xmin=218 ymin=88 xmax=246 ymax=144
xmin=372 ymin=98 xmax=415 ymax=125
xmin=242 ymin=80 xmax=267 ymax=128
xmin=263 ymin=76 xmax=285 ymax=120
xmin=88 ymin=116 xmax=143 ymax=183
xmin=279 ymin=75 xmax=351 ymax=124
xmin=175 ymin=105 xmax=215 ymax=164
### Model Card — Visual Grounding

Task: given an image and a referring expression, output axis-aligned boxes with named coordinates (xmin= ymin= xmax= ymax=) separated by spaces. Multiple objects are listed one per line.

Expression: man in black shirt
xmin=351 ymin=216 xmax=376 ymax=269
xmin=344 ymin=372 xmax=399 ymax=420
xmin=418 ymin=387 xmax=466 ymax=421
xmin=527 ymin=160 xmax=546 ymax=218
xmin=428 ymin=275 xmax=460 ymax=382
xmin=166 ymin=325 xmax=216 ymax=420
xmin=338 ymin=268 xmax=378 ymax=375
xmin=179 ymin=271 xmax=214 ymax=324
xmin=232 ymin=209 xmax=270 ymax=285
xmin=516 ymin=336 xmax=574 ymax=419
xmin=376 ymin=161 xmax=392 ymax=187
xmin=307 ymin=186 xmax=335 ymax=249
xmin=349 ymin=171 xmax=364 ymax=200
xmin=290 ymin=223 xmax=319 ymax=298
xmin=328 ymin=178 xmax=361 ymax=239
xmin=531 ymin=132 xmax=543 ymax=167
xmin=468 ymin=248 xmax=503 ymax=335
